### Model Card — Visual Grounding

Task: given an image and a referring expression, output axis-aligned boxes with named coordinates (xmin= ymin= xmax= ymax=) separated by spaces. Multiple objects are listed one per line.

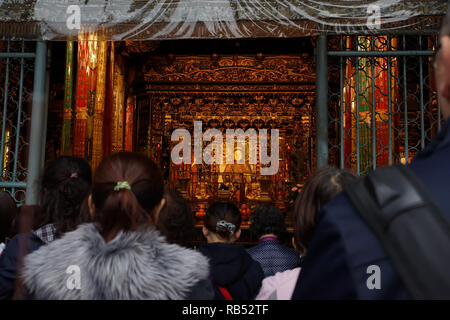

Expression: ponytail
xmin=92 ymin=184 xmax=150 ymax=239
xmin=91 ymin=152 xmax=164 ymax=240
xmin=204 ymin=202 xmax=241 ymax=241
xmin=34 ymin=156 xmax=92 ymax=237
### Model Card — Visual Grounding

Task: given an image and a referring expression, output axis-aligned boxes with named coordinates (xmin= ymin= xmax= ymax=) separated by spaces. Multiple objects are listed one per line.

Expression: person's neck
xmin=206 ymin=234 xmax=233 ymax=244
xmin=259 ymin=233 xmax=278 ymax=241
xmin=207 ymin=240 xmax=232 ymax=244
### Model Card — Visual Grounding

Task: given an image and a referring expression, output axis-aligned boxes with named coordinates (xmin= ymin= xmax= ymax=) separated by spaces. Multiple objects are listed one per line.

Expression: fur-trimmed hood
xmin=22 ymin=223 xmax=210 ymax=300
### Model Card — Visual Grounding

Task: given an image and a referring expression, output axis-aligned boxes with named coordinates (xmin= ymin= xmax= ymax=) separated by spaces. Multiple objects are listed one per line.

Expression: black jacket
xmin=0 ymin=233 xmax=45 ymax=300
xmin=292 ymin=118 xmax=450 ymax=299
xmin=199 ymin=242 xmax=264 ymax=300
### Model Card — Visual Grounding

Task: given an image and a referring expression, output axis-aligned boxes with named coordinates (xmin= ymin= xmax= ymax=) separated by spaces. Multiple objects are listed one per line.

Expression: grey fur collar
xmin=22 ymin=223 xmax=210 ymax=300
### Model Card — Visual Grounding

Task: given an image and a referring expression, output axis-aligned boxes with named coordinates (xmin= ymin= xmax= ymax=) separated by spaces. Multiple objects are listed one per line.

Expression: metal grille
xmin=328 ymin=34 xmax=441 ymax=175
xmin=0 ymin=40 xmax=36 ymax=203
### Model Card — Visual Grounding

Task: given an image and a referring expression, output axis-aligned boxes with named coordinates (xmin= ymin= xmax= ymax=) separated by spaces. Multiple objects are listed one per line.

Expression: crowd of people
xmin=0 ymin=116 xmax=449 ymax=299
xmin=0 ymin=150 xmax=358 ymax=300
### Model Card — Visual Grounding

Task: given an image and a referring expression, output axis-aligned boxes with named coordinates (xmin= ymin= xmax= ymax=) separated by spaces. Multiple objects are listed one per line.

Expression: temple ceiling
xmin=0 ymin=0 xmax=446 ymax=40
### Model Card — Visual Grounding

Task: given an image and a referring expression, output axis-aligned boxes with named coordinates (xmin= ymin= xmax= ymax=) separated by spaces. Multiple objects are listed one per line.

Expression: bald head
xmin=437 ymin=2 xmax=450 ymax=120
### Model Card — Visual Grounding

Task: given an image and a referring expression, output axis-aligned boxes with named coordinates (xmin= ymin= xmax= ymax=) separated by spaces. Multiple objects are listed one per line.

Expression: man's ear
xmin=438 ymin=37 xmax=450 ymax=102
xmin=88 ymin=194 xmax=95 ymax=220
xmin=202 ymin=225 xmax=209 ymax=238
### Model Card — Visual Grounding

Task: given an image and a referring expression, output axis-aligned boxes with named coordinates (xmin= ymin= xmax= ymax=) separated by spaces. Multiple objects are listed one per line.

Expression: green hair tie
xmin=114 ymin=181 xmax=131 ymax=192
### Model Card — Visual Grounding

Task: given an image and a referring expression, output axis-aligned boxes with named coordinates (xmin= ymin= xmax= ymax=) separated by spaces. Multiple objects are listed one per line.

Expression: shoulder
xmin=263 ymin=267 xmax=301 ymax=289
xmin=247 ymin=252 xmax=265 ymax=279
xmin=0 ymin=232 xmax=45 ymax=299
xmin=151 ymin=242 xmax=210 ymax=299
xmin=23 ymin=224 xmax=210 ymax=299
xmin=118 ymin=231 xmax=210 ymax=299
xmin=1 ymin=232 xmax=43 ymax=265
xmin=256 ymin=267 xmax=301 ymax=300
xmin=22 ymin=224 xmax=98 ymax=299
xmin=24 ymin=223 xmax=97 ymax=269
xmin=247 ymin=243 xmax=261 ymax=253
xmin=276 ymin=243 xmax=299 ymax=258
xmin=239 ymin=250 xmax=265 ymax=299
xmin=155 ymin=239 xmax=210 ymax=281
xmin=247 ymin=243 xmax=264 ymax=257
xmin=153 ymin=236 xmax=209 ymax=275
xmin=184 ymin=278 xmax=214 ymax=300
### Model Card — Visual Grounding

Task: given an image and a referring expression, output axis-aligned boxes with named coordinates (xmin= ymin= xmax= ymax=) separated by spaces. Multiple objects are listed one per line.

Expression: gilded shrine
xmin=133 ymin=52 xmax=316 ymax=215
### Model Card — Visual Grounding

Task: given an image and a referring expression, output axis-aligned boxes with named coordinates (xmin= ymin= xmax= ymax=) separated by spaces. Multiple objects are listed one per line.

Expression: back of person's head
xmin=293 ymin=167 xmax=357 ymax=255
xmin=157 ymin=188 xmax=195 ymax=247
xmin=90 ymin=152 xmax=164 ymax=241
xmin=204 ymin=202 xmax=241 ymax=242
xmin=34 ymin=156 xmax=92 ymax=237
xmin=0 ymin=191 xmax=18 ymax=243
xmin=436 ymin=2 xmax=450 ymax=119
xmin=249 ymin=204 xmax=286 ymax=239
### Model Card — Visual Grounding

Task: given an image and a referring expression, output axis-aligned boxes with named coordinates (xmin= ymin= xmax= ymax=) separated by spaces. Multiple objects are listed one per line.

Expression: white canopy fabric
xmin=0 ymin=0 xmax=447 ymax=40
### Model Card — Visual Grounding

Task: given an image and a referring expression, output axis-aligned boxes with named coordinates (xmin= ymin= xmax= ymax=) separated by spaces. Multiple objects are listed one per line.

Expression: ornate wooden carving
xmin=134 ymin=53 xmax=316 ymax=212
xmin=140 ymin=54 xmax=314 ymax=83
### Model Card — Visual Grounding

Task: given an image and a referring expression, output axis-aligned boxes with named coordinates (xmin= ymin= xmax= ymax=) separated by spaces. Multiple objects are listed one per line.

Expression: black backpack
xmin=344 ymin=164 xmax=450 ymax=299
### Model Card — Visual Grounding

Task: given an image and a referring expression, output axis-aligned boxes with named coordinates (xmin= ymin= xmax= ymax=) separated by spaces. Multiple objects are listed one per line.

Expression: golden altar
xmin=132 ymin=51 xmax=317 ymax=214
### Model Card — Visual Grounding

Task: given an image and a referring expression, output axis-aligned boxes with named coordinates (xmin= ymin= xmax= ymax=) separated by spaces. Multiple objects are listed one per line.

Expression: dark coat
xmin=247 ymin=239 xmax=300 ymax=277
xmin=185 ymin=279 xmax=214 ymax=300
xmin=0 ymin=233 xmax=44 ymax=300
xmin=292 ymin=118 xmax=450 ymax=300
xmin=199 ymin=242 xmax=264 ymax=300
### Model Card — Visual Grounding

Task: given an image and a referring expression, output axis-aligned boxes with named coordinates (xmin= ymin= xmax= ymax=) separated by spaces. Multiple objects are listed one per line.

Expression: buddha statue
xmin=223 ymin=147 xmax=255 ymax=184
xmin=245 ymin=175 xmax=261 ymax=200
xmin=195 ymin=177 xmax=211 ymax=200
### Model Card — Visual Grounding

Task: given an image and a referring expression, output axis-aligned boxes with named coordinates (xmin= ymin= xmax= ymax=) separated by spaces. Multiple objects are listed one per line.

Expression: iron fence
xmin=0 ymin=41 xmax=36 ymax=203
xmin=0 ymin=35 xmax=443 ymax=203
xmin=327 ymin=34 xmax=442 ymax=175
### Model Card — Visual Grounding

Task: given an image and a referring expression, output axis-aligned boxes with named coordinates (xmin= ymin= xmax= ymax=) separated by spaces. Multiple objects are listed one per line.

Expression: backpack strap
xmin=344 ymin=165 xmax=450 ymax=299
xmin=217 ymin=286 xmax=233 ymax=300
xmin=209 ymin=276 xmax=233 ymax=300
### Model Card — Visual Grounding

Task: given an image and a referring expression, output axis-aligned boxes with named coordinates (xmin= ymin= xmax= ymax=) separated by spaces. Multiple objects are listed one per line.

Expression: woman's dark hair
xmin=293 ymin=166 xmax=358 ymax=255
xmin=34 ymin=156 xmax=92 ymax=237
xmin=91 ymin=152 xmax=164 ymax=240
xmin=204 ymin=202 xmax=241 ymax=240
xmin=157 ymin=188 xmax=195 ymax=247
xmin=0 ymin=191 xmax=18 ymax=243
xmin=249 ymin=204 xmax=286 ymax=239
